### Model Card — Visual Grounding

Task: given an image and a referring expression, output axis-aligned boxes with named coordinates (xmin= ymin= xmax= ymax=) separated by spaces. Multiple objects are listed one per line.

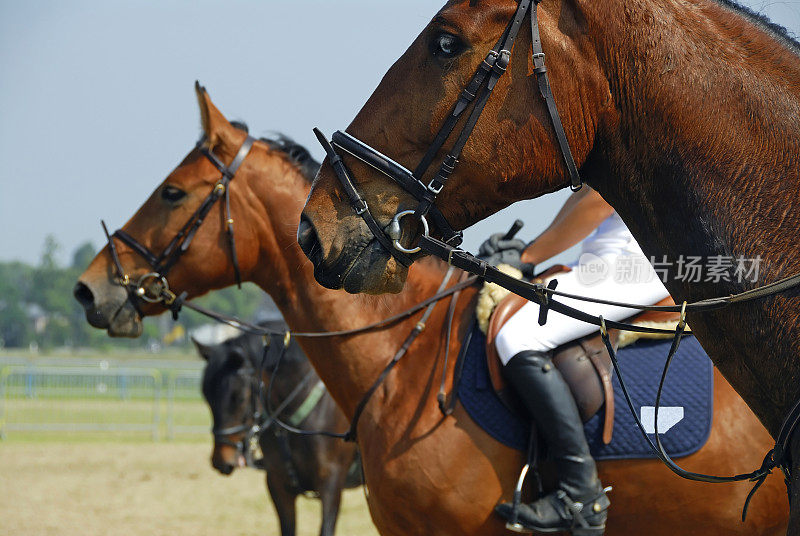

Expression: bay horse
xmin=297 ymin=0 xmax=800 ymax=530
xmin=194 ymin=319 xmax=360 ymax=536
xmin=74 ymin=85 xmax=786 ymax=535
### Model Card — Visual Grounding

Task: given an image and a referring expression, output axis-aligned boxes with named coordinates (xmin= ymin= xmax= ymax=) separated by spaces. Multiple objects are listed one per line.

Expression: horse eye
xmin=431 ymin=32 xmax=463 ymax=59
xmin=161 ymin=185 xmax=186 ymax=203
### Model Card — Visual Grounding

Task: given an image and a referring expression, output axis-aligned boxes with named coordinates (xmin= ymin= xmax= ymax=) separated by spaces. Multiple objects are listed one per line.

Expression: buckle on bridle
xmin=354 ymin=199 xmax=368 ymax=215
xmin=482 ymin=50 xmax=499 ymax=70
xmin=427 ymin=180 xmax=444 ymax=195
xmin=494 ymin=50 xmax=511 ymax=73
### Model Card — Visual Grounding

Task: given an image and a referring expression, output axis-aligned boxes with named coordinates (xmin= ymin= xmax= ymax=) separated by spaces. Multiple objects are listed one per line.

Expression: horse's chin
xmin=340 ymin=241 xmax=408 ymax=295
xmin=106 ymin=301 xmax=144 ymax=338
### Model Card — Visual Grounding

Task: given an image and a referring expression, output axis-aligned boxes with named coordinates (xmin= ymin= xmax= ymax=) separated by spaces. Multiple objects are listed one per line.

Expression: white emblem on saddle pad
xmin=640 ymin=406 xmax=684 ymax=434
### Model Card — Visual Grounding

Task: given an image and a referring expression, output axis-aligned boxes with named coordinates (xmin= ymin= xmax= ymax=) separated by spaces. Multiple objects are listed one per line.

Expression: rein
xmin=262 ymin=267 xmax=465 ymax=442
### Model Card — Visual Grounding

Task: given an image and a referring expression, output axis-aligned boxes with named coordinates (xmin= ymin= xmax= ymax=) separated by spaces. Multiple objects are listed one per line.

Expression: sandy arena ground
xmin=0 ymin=441 xmax=379 ymax=536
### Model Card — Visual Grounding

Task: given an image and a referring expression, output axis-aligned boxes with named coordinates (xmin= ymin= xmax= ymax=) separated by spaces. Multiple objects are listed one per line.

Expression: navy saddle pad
xmin=457 ymin=325 xmax=713 ymax=461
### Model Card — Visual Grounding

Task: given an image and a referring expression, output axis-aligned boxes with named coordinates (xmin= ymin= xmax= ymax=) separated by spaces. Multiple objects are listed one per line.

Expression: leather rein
xmin=310 ymin=0 xmax=800 ymax=516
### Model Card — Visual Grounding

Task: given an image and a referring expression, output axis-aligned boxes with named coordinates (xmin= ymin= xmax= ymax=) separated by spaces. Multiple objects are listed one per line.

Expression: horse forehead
xmin=168 ymin=150 xmax=217 ymax=189
xmin=437 ymin=0 xmax=514 ymax=32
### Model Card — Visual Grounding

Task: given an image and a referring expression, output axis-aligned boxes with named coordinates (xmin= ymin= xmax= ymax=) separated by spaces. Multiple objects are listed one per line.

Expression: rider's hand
xmin=477 ymin=233 xmax=535 ymax=278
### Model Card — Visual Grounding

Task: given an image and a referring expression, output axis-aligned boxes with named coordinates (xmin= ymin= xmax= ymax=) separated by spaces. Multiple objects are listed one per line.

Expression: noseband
xmin=102 ymin=134 xmax=255 ymax=316
xmin=314 ymin=0 xmax=581 ymax=260
xmin=212 ymin=370 xmax=265 ymax=469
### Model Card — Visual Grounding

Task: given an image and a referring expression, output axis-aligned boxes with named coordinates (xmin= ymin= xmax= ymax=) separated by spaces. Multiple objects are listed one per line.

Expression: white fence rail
xmin=0 ymin=359 xmax=209 ymax=441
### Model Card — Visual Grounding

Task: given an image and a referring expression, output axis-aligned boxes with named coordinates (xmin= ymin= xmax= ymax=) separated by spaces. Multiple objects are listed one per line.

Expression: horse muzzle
xmin=297 ymin=212 xmax=407 ymax=294
xmin=73 ymin=277 xmax=143 ymax=337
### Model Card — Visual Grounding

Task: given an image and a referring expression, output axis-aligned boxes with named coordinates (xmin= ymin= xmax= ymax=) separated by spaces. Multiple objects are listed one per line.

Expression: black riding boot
xmin=495 ymin=351 xmax=610 ymax=535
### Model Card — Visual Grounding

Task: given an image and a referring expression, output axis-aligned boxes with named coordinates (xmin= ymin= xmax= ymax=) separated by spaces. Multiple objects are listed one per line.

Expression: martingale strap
xmin=262 ymin=267 xmax=459 ymax=442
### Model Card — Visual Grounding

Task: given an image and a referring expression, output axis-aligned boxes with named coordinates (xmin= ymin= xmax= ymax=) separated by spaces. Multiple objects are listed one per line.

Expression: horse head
xmin=195 ymin=333 xmax=262 ymax=475
xmin=299 ymin=0 xmax=608 ymax=295
xmin=74 ymin=83 xmax=317 ymax=336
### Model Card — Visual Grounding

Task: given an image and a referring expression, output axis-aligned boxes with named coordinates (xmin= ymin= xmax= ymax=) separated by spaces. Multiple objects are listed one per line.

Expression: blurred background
xmin=1 ymin=1 xmax=798 ymax=534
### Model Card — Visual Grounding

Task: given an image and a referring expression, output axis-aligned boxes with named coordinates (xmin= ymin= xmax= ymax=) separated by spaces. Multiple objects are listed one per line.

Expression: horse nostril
xmin=297 ymin=214 xmax=321 ymax=261
xmin=73 ymin=282 xmax=96 ymax=310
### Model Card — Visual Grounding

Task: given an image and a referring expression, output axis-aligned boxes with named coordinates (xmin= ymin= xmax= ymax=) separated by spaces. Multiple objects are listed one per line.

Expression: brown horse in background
xmin=75 ymin=86 xmax=786 ymax=534
xmin=298 ymin=0 xmax=800 ymax=530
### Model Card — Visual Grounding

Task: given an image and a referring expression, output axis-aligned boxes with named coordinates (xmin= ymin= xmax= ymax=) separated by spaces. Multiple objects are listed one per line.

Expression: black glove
xmin=477 ymin=233 xmax=535 ymax=278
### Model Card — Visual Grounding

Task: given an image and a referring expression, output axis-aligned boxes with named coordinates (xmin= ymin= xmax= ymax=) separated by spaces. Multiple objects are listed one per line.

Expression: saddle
xmin=485 ymin=266 xmax=680 ymax=445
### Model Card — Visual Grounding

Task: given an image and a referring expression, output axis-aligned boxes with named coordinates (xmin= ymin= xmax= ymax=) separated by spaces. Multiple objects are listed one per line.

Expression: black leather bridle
xmin=102 ymin=134 xmax=256 ymax=315
xmin=313 ymin=0 xmax=580 ymax=260
xmin=211 ymin=370 xmax=265 ymax=468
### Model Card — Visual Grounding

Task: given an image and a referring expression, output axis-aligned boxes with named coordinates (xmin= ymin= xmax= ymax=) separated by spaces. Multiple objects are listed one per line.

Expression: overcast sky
xmin=2 ymin=0 xmax=799 ymax=267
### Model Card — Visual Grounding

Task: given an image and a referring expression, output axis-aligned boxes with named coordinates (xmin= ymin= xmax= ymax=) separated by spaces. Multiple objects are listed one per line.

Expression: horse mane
xmin=230 ymin=121 xmax=321 ymax=183
xmin=713 ymin=0 xmax=800 ymax=53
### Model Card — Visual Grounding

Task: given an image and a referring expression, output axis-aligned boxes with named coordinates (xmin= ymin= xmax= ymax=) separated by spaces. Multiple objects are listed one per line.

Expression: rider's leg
xmin=495 ymin=265 xmax=670 ymax=363
xmin=494 ymin=265 xmax=669 ymax=533
xmin=496 ymin=350 xmax=609 ymax=534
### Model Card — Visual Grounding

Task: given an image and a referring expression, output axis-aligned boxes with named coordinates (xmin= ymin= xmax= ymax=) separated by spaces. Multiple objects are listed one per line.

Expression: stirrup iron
xmin=506 ymin=463 xmax=533 ymax=533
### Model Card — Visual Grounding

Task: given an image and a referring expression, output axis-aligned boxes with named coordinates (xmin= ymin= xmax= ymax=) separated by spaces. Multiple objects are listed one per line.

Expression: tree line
xmin=0 ymin=236 xmax=270 ymax=351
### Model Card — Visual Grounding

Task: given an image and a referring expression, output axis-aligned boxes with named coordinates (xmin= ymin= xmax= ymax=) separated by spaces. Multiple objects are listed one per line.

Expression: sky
xmin=1 ymin=0 xmax=799 ymax=268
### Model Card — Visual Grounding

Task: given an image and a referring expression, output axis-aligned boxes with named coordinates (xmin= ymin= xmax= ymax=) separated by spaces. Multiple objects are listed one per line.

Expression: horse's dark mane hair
xmin=713 ymin=0 xmax=800 ymax=52
xmin=230 ymin=121 xmax=320 ymax=183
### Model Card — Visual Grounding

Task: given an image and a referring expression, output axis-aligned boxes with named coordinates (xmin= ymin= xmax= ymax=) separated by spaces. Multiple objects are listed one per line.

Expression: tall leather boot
xmin=495 ymin=350 xmax=610 ymax=535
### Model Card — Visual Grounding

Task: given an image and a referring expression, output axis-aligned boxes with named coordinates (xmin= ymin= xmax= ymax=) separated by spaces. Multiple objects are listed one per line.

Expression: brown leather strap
xmin=584 ymin=337 xmax=616 ymax=445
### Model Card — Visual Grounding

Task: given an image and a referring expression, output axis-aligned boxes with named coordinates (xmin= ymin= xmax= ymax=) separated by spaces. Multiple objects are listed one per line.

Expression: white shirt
xmin=580 ymin=212 xmax=645 ymax=259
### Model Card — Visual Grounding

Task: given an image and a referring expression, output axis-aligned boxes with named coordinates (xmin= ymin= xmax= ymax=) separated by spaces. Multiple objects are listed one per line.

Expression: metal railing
xmin=0 ymin=360 xmax=209 ymax=441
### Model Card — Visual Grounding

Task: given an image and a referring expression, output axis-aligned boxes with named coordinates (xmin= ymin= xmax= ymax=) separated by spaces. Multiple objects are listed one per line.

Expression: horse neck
xmin=243 ymin=159 xmax=452 ymax=415
xmin=582 ymin=0 xmax=800 ymax=263
xmin=579 ymin=0 xmax=800 ymax=432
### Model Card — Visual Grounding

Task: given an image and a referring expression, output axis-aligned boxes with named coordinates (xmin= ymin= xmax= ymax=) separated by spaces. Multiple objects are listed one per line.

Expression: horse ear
xmin=195 ymin=81 xmax=233 ymax=147
xmin=191 ymin=336 xmax=211 ymax=360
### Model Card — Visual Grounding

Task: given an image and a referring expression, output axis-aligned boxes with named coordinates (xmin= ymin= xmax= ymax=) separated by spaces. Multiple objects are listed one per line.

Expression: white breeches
xmin=495 ymin=254 xmax=670 ymax=365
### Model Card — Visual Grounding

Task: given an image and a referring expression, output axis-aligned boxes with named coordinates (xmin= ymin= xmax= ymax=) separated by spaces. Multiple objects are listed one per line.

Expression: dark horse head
xmin=194 ymin=328 xmax=265 ymax=475
xmin=194 ymin=319 xmax=303 ymax=475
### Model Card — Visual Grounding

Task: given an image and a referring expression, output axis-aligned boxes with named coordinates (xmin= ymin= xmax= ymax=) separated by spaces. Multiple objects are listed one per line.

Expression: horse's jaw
xmin=104 ymin=300 xmax=143 ymax=338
